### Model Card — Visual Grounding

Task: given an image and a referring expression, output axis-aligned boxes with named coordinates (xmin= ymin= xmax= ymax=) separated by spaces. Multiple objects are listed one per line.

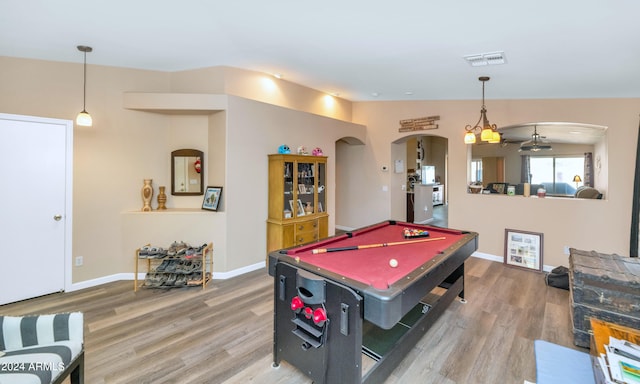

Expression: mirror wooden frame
xmin=171 ymin=149 xmax=204 ymax=196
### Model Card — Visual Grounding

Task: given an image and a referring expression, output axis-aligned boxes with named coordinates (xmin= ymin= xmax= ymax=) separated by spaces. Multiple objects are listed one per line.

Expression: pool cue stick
xmin=311 ymin=236 xmax=446 ymax=254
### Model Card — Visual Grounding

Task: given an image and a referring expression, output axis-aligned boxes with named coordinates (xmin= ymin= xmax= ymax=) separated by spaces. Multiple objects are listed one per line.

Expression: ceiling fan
xmin=519 ymin=126 xmax=552 ymax=152
xmin=473 ymin=132 xmax=524 ymax=147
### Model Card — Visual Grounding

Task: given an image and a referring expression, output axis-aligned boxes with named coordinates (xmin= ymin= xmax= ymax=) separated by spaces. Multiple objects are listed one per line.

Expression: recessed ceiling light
xmin=463 ymin=51 xmax=507 ymax=67
xmin=371 ymin=92 xmax=379 ymax=97
xmin=405 ymin=91 xmax=414 ymax=95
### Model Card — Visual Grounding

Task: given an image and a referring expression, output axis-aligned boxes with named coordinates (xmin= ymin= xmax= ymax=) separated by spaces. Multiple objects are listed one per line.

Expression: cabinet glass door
xmin=317 ymin=161 xmax=326 ymax=214
xmin=284 ymin=161 xmax=294 ymax=219
xmin=297 ymin=161 xmax=315 ymax=217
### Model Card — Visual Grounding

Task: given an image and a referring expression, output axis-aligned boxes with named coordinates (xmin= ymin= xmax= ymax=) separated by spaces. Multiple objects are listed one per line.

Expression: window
xmin=529 ymin=156 xmax=583 ymax=195
xmin=470 ymin=159 xmax=483 ymax=183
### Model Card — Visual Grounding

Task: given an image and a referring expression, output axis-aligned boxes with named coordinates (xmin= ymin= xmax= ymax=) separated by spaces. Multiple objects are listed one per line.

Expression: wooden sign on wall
xmin=399 ymin=115 xmax=440 ymax=132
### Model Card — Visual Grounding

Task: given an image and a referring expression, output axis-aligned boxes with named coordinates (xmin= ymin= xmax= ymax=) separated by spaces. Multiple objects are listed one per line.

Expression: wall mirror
xmin=171 ymin=149 xmax=204 ymax=196
xmin=469 ymin=122 xmax=607 ymax=198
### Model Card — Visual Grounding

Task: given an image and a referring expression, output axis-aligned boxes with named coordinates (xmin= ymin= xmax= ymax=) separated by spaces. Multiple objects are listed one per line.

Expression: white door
xmin=0 ymin=114 xmax=72 ymax=305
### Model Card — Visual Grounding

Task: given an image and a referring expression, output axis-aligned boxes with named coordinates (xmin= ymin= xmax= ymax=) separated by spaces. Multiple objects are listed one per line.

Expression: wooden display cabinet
xmin=267 ymin=154 xmax=328 ymax=253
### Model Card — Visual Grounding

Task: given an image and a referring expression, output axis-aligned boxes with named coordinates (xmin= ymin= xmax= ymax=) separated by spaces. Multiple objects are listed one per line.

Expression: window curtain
xmin=583 ymin=152 xmax=594 ymax=187
xmin=520 ymin=155 xmax=531 ymax=183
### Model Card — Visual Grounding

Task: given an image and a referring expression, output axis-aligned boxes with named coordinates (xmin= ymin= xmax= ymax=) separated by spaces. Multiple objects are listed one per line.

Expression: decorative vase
xmin=157 ymin=186 xmax=167 ymax=210
xmin=141 ymin=179 xmax=153 ymax=212
xmin=304 ymin=201 xmax=313 ymax=215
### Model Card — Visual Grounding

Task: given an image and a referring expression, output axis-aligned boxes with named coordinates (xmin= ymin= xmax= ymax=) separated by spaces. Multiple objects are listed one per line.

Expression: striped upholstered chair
xmin=0 ymin=312 xmax=84 ymax=384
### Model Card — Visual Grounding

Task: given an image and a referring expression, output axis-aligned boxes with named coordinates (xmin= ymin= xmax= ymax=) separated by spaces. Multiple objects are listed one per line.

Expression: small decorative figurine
xmin=297 ymin=145 xmax=308 ymax=155
xmin=278 ymin=144 xmax=291 ymax=154
xmin=312 ymin=147 xmax=323 ymax=156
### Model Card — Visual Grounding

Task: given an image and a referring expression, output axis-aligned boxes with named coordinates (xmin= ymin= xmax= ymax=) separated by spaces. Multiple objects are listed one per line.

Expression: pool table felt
xmin=286 ymin=222 xmax=464 ymax=290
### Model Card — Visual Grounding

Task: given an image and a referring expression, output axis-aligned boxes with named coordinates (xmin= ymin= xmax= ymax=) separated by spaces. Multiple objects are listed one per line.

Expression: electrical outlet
xmin=75 ymin=256 xmax=83 ymax=266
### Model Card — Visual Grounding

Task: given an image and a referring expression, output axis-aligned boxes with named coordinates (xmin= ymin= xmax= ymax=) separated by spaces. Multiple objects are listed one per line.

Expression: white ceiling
xmin=1 ymin=1 xmax=640 ymax=102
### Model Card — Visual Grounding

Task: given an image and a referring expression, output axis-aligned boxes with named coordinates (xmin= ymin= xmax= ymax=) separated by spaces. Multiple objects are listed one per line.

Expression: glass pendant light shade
xmin=464 ymin=131 xmax=477 ymax=144
xmin=76 ymin=110 xmax=92 ymax=126
xmin=488 ymin=130 xmax=501 ymax=143
xmin=480 ymin=126 xmax=494 ymax=141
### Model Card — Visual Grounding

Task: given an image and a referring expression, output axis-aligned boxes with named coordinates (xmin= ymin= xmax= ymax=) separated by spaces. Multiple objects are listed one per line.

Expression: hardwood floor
xmin=0 ymin=257 xmax=581 ymax=384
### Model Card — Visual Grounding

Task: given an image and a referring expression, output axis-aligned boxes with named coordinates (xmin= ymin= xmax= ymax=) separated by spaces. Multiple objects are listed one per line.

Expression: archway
xmin=334 ymin=136 xmax=366 ymax=232
xmin=392 ymin=134 xmax=448 ymax=226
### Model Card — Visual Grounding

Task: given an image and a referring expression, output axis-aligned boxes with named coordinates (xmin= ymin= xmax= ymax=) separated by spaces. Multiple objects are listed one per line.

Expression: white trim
xmin=67 ymin=273 xmax=138 ymax=292
xmin=67 ymin=253 xmax=556 ymax=293
xmin=64 ymin=118 xmax=73 ymax=294
xmin=470 ymin=251 xmax=503 ymax=263
xmin=335 ymin=225 xmax=356 ymax=232
xmin=471 ymin=251 xmax=554 ymax=272
xmin=66 ymin=262 xmax=267 ymax=292
xmin=212 ymin=262 xmax=265 ymax=279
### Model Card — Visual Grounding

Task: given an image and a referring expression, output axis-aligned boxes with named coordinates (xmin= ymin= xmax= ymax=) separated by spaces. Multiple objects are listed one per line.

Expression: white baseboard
xmin=335 ymin=224 xmax=355 ymax=232
xmin=66 ymin=253 xmax=552 ymax=293
xmin=67 ymin=273 xmax=138 ymax=292
xmin=471 ymin=251 xmax=503 ymax=263
xmin=472 ymin=251 xmax=554 ymax=272
xmin=213 ymin=262 xmax=265 ymax=279
xmin=66 ymin=262 xmax=267 ymax=292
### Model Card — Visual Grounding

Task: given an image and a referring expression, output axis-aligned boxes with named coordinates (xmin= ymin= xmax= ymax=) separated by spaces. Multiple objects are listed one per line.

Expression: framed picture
xmin=298 ymin=184 xmax=306 ymax=194
xmin=318 ymin=202 xmax=323 ymax=213
xmin=296 ymin=199 xmax=305 ymax=216
xmin=504 ymin=229 xmax=543 ymax=271
xmin=202 ymin=186 xmax=223 ymax=211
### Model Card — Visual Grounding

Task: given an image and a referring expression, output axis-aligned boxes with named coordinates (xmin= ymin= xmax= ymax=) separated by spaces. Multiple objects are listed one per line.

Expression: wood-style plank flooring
xmin=0 ymin=257 xmax=583 ymax=384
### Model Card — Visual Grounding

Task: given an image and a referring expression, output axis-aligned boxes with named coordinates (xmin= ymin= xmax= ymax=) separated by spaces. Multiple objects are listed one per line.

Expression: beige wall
xmin=350 ymin=98 xmax=638 ymax=267
xmin=0 ymin=56 xmax=365 ymax=285
xmin=2 ymin=54 xmax=639 ymax=286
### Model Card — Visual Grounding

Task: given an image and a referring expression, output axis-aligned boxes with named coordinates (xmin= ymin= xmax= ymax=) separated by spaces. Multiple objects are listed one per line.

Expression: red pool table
xmin=268 ymin=220 xmax=478 ymax=384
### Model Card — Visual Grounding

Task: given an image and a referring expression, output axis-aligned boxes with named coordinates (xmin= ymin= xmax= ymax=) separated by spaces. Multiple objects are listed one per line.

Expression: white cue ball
xmin=389 ymin=258 xmax=398 ymax=268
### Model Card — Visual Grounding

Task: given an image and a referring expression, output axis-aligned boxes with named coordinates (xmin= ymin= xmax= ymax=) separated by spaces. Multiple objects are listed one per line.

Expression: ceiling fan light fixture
xmin=518 ymin=126 xmax=553 ymax=152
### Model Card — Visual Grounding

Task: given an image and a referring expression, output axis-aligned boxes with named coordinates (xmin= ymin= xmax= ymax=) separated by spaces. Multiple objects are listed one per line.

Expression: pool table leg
xmin=441 ymin=262 xmax=465 ymax=301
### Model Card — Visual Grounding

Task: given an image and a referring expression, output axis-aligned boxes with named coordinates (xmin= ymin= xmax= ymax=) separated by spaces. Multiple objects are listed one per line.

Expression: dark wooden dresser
xmin=569 ymin=248 xmax=640 ymax=347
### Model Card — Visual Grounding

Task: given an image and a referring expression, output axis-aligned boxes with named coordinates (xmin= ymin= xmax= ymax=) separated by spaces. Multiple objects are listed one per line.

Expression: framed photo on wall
xmin=202 ymin=186 xmax=223 ymax=211
xmin=504 ymin=229 xmax=543 ymax=271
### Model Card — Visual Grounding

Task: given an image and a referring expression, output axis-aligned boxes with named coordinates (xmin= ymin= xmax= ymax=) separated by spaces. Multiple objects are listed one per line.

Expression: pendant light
xmin=464 ymin=76 xmax=498 ymax=144
xmin=76 ymin=45 xmax=93 ymax=127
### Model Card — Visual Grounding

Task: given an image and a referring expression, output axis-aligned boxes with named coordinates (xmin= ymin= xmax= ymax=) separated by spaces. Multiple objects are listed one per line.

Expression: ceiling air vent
xmin=464 ymin=51 xmax=506 ymax=66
